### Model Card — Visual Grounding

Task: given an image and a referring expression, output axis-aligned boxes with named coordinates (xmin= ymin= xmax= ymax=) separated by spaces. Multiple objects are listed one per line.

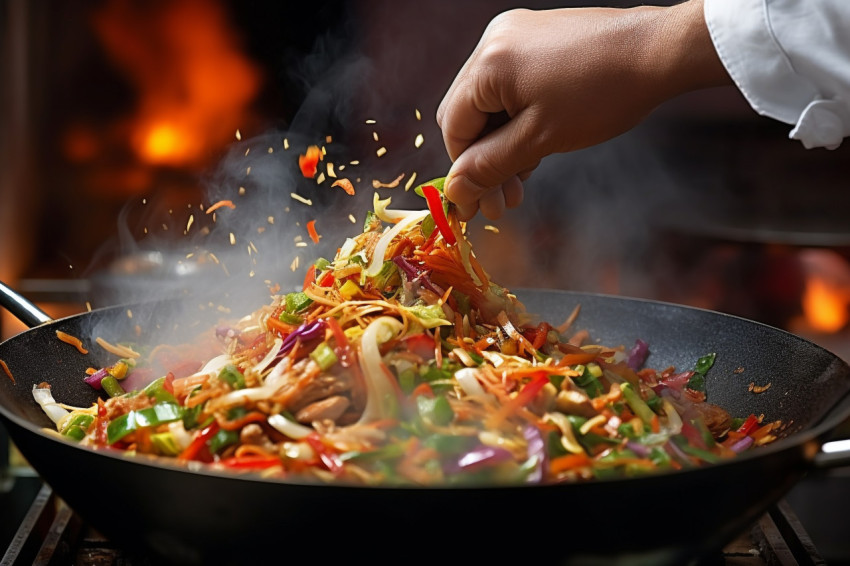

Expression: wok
xmin=1 ymin=282 xmax=849 ymax=566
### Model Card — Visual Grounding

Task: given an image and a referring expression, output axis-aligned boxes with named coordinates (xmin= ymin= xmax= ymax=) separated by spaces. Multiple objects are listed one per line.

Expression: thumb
xmin=444 ymin=112 xmax=541 ymax=207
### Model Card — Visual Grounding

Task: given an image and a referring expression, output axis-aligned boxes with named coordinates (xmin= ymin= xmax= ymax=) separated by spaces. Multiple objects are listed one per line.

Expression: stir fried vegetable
xmin=36 ymin=179 xmax=781 ymax=485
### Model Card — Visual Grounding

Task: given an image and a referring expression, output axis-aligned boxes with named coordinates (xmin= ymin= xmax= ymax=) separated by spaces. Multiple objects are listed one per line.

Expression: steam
xmin=79 ymin=23 xmax=434 ymax=357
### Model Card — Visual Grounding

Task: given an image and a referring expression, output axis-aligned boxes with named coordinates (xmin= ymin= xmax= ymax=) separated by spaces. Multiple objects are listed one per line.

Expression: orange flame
xmin=802 ymin=276 xmax=850 ymax=333
xmin=92 ymin=0 xmax=261 ymax=168
xmin=800 ymin=250 xmax=850 ymax=333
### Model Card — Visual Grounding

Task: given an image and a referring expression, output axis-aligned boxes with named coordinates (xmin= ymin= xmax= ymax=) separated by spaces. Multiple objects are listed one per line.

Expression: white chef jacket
xmin=704 ymin=0 xmax=850 ymax=149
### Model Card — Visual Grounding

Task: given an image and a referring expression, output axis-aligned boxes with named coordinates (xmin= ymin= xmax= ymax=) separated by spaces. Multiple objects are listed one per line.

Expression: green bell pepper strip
xmin=677 ymin=439 xmax=722 ymax=464
xmin=142 ymin=375 xmax=177 ymax=403
xmin=694 ymin=353 xmax=716 ymax=375
xmin=279 ymin=311 xmax=303 ymax=325
xmin=285 ymin=291 xmax=313 ymax=313
xmin=417 ymin=395 xmax=454 ymax=426
xmin=413 ymin=177 xmax=446 ymax=197
xmin=208 ymin=428 xmax=239 ymax=454
xmin=100 ymin=375 xmax=125 ymax=398
xmin=218 ymin=365 xmax=246 ymax=390
xmin=60 ymin=413 xmax=94 ymax=441
xmin=106 ymin=402 xmax=183 ymax=445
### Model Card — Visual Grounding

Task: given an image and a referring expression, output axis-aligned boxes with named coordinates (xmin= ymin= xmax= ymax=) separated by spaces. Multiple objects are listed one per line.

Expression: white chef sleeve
xmin=704 ymin=0 xmax=850 ymax=150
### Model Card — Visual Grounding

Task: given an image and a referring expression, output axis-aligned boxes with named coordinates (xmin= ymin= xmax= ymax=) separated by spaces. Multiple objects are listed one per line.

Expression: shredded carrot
xmin=205 ymin=200 xmax=236 ymax=214
xmin=556 ymin=304 xmax=581 ymax=334
xmin=95 ymin=337 xmax=140 ymax=359
xmin=306 ymin=219 xmax=321 ymax=244
xmin=266 ymin=316 xmax=298 ymax=337
xmin=650 ymin=414 xmax=660 ymax=433
xmin=0 ymin=359 xmax=14 ymax=384
xmin=550 ymin=453 xmax=591 ymax=474
xmin=557 ymin=352 xmax=599 ymax=368
xmin=331 ymin=178 xmax=356 ymax=195
xmin=56 ymin=330 xmax=88 ymax=354
xmin=234 ymin=443 xmax=278 ymax=459
xmin=371 ymin=173 xmax=404 ymax=189
xmin=172 ymin=373 xmax=210 ymax=399
xmin=217 ymin=411 xmax=267 ymax=431
xmin=750 ymin=421 xmax=779 ymax=441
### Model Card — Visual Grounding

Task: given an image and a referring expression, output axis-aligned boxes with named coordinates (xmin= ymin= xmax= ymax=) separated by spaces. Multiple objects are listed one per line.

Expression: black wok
xmin=1 ymin=283 xmax=849 ymax=565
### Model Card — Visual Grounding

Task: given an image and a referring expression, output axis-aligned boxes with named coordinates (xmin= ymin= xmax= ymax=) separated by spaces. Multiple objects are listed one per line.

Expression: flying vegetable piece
xmin=298 ymin=145 xmax=322 ymax=178
xmin=332 ymin=178 xmax=355 ymax=195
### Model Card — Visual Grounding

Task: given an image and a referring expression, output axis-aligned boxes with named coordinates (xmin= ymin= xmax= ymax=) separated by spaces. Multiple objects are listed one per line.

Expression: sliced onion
xmin=444 ymin=444 xmax=513 ymax=475
xmin=279 ymin=321 xmax=326 ymax=357
xmin=206 ymin=359 xmax=289 ymax=412
xmin=523 ymin=425 xmax=547 ymax=484
xmin=729 ymin=435 xmax=754 ymax=453
xmin=626 ymin=339 xmax=649 ymax=370
xmin=83 ymin=367 xmax=109 ymax=390
xmin=254 ymin=338 xmax=283 ymax=375
xmin=454 ymin=367 xmax=489 ymax=398
xmin=268 ymin=413 xmax=313 ymax=440
xmin=357 ymin=316 xmax=404 ymax=423
xmin=660 ymin=399 xmax=683 ymax=436
xmin=364 ymin=210 xmax=429 ymax=277
xmin=33 ymin=385 xmax=70 ymax=425
xmin=197 ymin=354 xmax=233 ymax=377
xmin=372 ymin=193 xmax=425 ymax=223
xmin=625 ymin=440 xmax=651 ymax=458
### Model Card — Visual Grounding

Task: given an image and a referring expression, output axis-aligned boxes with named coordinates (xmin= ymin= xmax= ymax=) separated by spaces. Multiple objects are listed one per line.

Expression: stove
xmin=0 ymin=479 xmax=827 ymax=565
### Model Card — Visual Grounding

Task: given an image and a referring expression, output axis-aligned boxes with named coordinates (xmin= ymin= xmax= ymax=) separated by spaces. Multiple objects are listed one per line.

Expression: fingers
xmin=449 ymin=175 xmax=525 ymax=221
xmin=443 ymin=109 xmax=541 ymax=211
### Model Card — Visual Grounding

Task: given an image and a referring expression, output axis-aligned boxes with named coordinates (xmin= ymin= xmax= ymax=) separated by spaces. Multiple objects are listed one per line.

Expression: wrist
xmin=632 ymin=0 xmax=732 ymax=102
xmin=645 ymin=0 xmax=732 ymax=97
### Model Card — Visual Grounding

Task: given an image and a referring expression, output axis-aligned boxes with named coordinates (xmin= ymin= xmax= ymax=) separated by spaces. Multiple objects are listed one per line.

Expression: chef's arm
xmin=437 ymin=0 xmax=728 ymax=220
xmin=438 ymin=0 xmax=850 ymax=221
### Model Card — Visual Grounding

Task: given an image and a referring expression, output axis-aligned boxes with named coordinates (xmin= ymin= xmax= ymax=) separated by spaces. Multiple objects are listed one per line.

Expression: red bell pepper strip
xmin=220 ymin=455 xmax=282 ymax=470
xmin=305 ymin=432 xmax=344 ymax=475
xmin=421 ymin=185 xmax=456 ymax=245
xmin=298 ymin=145 xmax=322 ymax=178
xmin=511 ymin=372 xmax=550 ymax=409
xmin=318 ymin=269 xmax=335 ymax=287
xmin=737 ymin=414 xmax=760 ymax=436
xmin=303 ymin=264 xmax=317 ymax=290
xmin=178 ymin=421 xmax=219 ymax=462
xmin=306 ymin=219 xmax=321 ymax=244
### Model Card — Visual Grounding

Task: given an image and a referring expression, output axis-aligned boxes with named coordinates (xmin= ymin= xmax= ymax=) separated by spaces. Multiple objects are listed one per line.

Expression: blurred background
xmin=1 ymin=0 xmax=849 ymax=562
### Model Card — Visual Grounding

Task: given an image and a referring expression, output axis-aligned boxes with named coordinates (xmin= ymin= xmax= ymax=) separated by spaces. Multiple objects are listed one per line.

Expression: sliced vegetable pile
xmin=35 ymin=178 xmax=781 ymax=485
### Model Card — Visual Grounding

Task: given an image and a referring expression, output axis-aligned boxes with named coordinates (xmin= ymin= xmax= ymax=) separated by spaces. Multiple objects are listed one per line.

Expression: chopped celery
xmin=309 ymin=341 xmax=338 ymax=371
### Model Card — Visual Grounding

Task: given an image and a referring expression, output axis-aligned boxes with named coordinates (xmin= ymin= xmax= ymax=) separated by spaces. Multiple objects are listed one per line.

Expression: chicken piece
xmin=295 ymin=395 xmax=351 ymax=424
xmin=555 ymin=389 xmax=598 ymax=419
xmin=691 ymin=402 xmax=733 ymax=437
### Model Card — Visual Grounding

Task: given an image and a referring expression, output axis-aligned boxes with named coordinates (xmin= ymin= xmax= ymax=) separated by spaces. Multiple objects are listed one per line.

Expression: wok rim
xmin=1 ymin=287 xmax=848 ymax=492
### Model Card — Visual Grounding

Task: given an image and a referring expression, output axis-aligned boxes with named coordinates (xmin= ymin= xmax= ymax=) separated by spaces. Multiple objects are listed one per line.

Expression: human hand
xmin=437 ymin=0 xmax=729 ymax=220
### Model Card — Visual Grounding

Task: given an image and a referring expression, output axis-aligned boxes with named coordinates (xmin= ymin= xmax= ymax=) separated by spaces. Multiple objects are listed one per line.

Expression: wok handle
xmin=0 ymin=280 xmax=53 ymax=328
xmin=814 ymin=438 xmax=850 ymax=470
